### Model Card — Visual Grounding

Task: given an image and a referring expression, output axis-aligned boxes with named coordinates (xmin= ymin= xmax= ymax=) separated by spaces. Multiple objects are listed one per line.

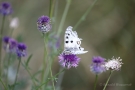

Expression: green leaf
xmin=25 ymin=54 xmax=33 ymax=66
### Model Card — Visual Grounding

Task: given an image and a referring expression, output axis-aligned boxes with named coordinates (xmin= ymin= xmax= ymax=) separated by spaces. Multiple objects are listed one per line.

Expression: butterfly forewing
xmin=64 ymin=26 xmax=88 ymax=54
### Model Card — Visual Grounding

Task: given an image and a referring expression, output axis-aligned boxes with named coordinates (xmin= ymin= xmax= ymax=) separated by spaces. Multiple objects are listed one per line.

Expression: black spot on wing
xmin=66 ymin=41 xmax=68 ymax=43
xmin=71 ymin=41 xmax=73 ymax=43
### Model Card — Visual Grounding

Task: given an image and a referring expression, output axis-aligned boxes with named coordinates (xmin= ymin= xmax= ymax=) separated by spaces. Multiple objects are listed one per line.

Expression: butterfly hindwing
xmin=64 ymin=26 xmax=88 ymax=54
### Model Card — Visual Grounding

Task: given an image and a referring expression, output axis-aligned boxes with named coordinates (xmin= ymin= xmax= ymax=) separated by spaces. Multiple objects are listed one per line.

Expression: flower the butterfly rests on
xmin=58 ymin=53 xmax=80 ymax=69
xmin=58 ymin=26 xmax=88 ymax=69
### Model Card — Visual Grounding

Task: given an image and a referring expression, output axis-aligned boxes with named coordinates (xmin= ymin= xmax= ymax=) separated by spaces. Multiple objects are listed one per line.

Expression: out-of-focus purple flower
xmin=3 ymin=36 xmax=10 ymax=44
xmin=16 ymin=43 xmax=27 ymax=58
xmin=90 ymin=56 xmax=106 ymax=74
xmin=37 ymin=15 xmax=51 ymax=33
xmin=3 ymin=36 xmax=17 ymax=53
xmin=48 ymin=35 xmax=60 ymax=50
xmin=58 ymin=53 xmax=80 ymax=69
xmin=55 ymin=38 xmax=60 ymax=49
xmin=0 ymin=2 xmax=12 ymax=15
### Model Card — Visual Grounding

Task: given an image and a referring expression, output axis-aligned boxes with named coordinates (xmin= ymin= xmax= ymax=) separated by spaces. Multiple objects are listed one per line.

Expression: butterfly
xmin=63 ymin=26 xmax=88 ymax=54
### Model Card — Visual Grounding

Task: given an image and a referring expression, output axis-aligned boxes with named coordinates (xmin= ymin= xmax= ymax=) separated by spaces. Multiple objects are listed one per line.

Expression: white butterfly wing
xmin=64 ymin=26 xmax=88 ymax=54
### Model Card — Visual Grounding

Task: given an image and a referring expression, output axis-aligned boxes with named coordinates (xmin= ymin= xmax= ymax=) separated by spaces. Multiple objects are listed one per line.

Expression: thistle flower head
xmin=37 ymin=15 xmax=51 ymax=33
xmin=90 ymin=56 xmax=106 ymax=74
xmin=58 ymin=53 xmax=80 ymax=69
xmin=16 ymin=43 xmax=27 ymax=58
xmin=3 ymin=36 xmax=17 ymax=53
xmin=0 ymin=2 xmax=12 ymax=15
xmin=105 ymin=57 xmax=123 ymax=71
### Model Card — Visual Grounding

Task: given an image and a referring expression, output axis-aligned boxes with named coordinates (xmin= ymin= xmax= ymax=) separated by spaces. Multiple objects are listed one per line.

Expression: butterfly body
xmin=64 ymin=26 xmax=88 ymax=54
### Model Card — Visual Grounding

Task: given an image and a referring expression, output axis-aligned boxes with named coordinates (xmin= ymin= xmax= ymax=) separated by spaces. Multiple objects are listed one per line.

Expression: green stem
xmin=53 ymin=0 xmax=59 ymax=31
xmin=5 ymin=53 xmax=11 ymax=87
xmin=57 ymin=0 xmax=72 ymax=37
xmin=49 ymin=0 xmax=53 ymax=18
xmin=49 ymin=0 xmax=56 ymax=19
xmin=103 ymin=71 xmax=113 ymax=90
xmin=0 ymin=15 xmax=6 ymax=76
xmin=41 ymin=34 xmax=48 ymax=90
xmin=36 ymin=69 xmax=65 ymax=90
xmin=20 ymin=61 xmax=37 ymax=87
xmin=56 ymin=68 xmax=65 ymax=90
xmin=0 ymin=77 xmax=7 ymax=90
xmin=93 ymin=74 xmax=98 ymax=90
xmin=74 ymin=0 xmax=98 ymax=30
xmin=50 ymin=62 xmax=55 ymax=90
xmin=10 ymin=29 xmax=14 ymax=37
xmin=43 ymin=57 xmax=52 ymax=89
xmin=12 ymin=58 xmax=21 ymax=90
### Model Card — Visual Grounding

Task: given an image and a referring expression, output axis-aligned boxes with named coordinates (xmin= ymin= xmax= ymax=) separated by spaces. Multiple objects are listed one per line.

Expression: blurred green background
xmin=0 ymin=0 xmax=135 ymax=90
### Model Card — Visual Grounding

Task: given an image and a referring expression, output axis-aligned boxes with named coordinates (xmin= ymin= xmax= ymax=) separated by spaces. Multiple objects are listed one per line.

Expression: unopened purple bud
xmin=37 ymin=15 xmax=51 ymax=33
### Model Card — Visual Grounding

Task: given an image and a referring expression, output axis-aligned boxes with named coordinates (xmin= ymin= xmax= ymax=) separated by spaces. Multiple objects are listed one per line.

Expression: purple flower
xmin=0 ymin=2 xmax=12 ymax=15
xmin=90 ymin=56 xmax=106 ymax=74
xmin=3 ymin=36 xmax=10 ymax=44
xmin=16 ymin=43 xmax=27 ymax=58
xmin=37 ymin=15 xmax=51 ymax=33
xmin=3 ymin=36 xmax=17 ymax=53
xmin=58 ymin=53 xmax=80 ymax=69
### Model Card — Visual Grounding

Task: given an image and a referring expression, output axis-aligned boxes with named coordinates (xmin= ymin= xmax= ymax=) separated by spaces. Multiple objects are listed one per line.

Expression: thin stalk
xmin=12 ymin=58 xmax=21 ymax=90
xmin=43 ymin=57 xmax=52 ymax=89
xmin=103 ymin=71 xmax=113 ymax=90
xmin=5 ymin=53 xmax=11 ymax=87
xmin=36 ymin=68 xmax=65 ymax=90
xmin=50 ymin=62 xmax=55 ymax=90
xmin=0 ymin=15 xmax=6 ymax=76
xmin=57 ymin=0 xmax=72 ymax=37
xmin=74 ymin=0 xmax=98 ymax=30
xmin=41 ymin=34 xmax=48 ymax=90
xmin=56 ymin=67 xmax=65 ymax=90
xmin=93 ymin=74 xmax=98 ymax=90
xmin=20 ymin=61 xmax=37 ymax=87
xmin=49 ymin=0 xmax=56 ymax=19
xmin=10 ymin=29 xmax=14 ymax=37
xmin=0 ymin=77 xmax=7 ymax=90
xmin=53 ymin=0 xmax=59 ymax=31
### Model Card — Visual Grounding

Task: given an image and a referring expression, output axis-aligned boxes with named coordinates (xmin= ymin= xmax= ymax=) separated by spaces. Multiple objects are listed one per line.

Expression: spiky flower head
xmin=16 ymin=43 xmax=27 ymax=58
xmin=0 ymin=2 xmax=12 ymax=15
xmin=3 ymin=36 xmax=17 ymax=53
xmin=37 ymin=15 xmax=51 ymax=33
xmin=58 ymin=53 xmax=80 ymax=69
xmin=105 ymin=57 xmax=123 ymax=71
xmin=90 ymin=56 xmax=106 ymax=74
